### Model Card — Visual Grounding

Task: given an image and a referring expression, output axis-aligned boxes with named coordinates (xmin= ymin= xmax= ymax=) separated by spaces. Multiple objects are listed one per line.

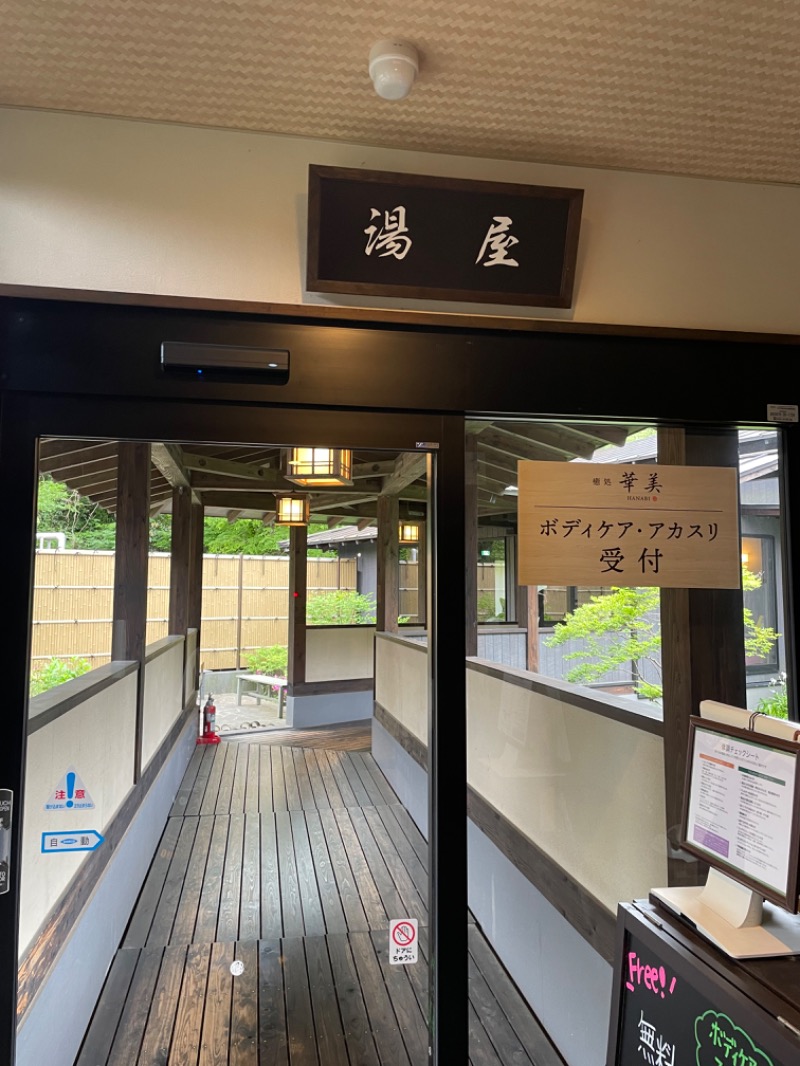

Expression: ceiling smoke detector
xmin=369 ymin=39 xmax=419 ymax=101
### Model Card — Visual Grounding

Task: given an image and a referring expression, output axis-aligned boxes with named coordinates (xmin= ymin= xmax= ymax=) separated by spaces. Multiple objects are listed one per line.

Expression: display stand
xmin=652 ymin=869 xmax=800 ymax=958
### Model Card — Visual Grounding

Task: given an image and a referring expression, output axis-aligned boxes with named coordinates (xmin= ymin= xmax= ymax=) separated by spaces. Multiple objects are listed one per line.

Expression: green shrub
xmin=29 ymin=656 xmax=91 ymax=696
xmin=243 ymin=645 xmax=288 ymax=677
xmin=306 ymin=590 xmax=376 ymax=625
xmin=756 ymin=675 xmax=788 ymax=720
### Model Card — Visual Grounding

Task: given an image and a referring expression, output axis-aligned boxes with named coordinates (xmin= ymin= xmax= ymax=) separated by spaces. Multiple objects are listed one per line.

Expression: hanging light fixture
xmin=399 ymin=521 xmax=420 ymax=544
xmin=274 ymin=493 xmax=310 ymax=526
xmin=282 ymin=447 xmax=353 ymax=487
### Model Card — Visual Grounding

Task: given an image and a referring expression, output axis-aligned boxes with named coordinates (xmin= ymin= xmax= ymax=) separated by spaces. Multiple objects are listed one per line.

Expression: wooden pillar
xmin=416 ymin=520 xmax=427 ymax=625
xmin=512 ymin=534 xmax=539 ymax=673
xmin=111 ymin=442 xmax=150 ymax=781
xmin=526 ymin=588 xmax=541 ymax=673
xmin=187 ymin=501 xmax=204 ymax=684
xmin=376 ymin=494 xmax=400 ymax=633
xmin=659 ymin=426 xmax=746 ymax=886
xmin=465 ymin=434 xmax=478 ymax=656
xmin=168 ymin=485 xmax=191 ymax=636
xmin=288 ymin=524 xmax=307 ymax=685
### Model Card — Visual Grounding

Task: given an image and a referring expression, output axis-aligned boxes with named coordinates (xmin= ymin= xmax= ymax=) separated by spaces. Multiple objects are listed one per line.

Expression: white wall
xmin=375 ymin=634 xmax=429 ymax=744
xmin=467 ymin=667 xmax=667 ymax=913
xmin=21 ymin=671 xmax=137 ymax=953
xmin=16 ymin=716 xmax=197 ymax=1066
xmin=305 ymin=626 xmax=375 ymax=682
xmin=2 ymin=107 xmax=800 ymax=333
xmin=142 ymin=638 xmax=186 ymax=768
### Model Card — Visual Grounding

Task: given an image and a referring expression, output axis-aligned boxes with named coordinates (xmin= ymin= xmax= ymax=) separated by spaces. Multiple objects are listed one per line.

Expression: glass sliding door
xmin=2 ymin=396 xmax=467 ymax=1066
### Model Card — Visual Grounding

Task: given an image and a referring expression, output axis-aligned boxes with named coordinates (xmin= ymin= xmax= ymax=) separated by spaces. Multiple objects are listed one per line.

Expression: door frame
xmin=2 ymin=289 xmax=799 ymax=1064
xmin=0 ymin=393 xmax=468 ymax=1065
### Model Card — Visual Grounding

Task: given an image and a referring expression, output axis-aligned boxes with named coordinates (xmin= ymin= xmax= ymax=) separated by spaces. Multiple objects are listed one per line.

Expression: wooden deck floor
xmin=75 ymin=725 xmax=560 ymax=1065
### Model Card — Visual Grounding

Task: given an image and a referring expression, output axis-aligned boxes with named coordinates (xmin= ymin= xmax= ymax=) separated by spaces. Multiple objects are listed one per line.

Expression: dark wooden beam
xmin=183 ymin=451 xmax=274 ymax=480
xmin=189 ymin=470 xmax=295 ymax=491
xmin=473 ymin=426 xmax=564 ymax=462
xmin=288 ymin=525 xmax=308 ymax=686
xmin=381 ymin=451 xmax=427 ymax=495
xmin=168 ymin=486 xmax=191 ymax=636
xmin=466 ymin=434 xmax=479 ymax=656
xmin=476 ymin=443 xmax=522 ymax=473
xmin=38 ymin=444 xmax=118 ymax=478
xmin=659 ymin=426 xmax=746 ymax=887
xmin=494 ymin=422 xmax=598 ymax=459
xmin=111 ymin=442 xmax=150 ymax=782
xmin=192 ymin=489 xmax=387 ymax=511
xmin=187 ymin=501 xmax=204 ymax=682
xmin=376 ymin=494 xmax=400 ymax=633
xmin=88 ymin=473 xmax=170 ymax=509
xmin=478 ymin=457 xmax=520 ymax=484
xmin=59 ymin=469 xmax=118 ymax=496
xmin=562 ymin=422 xmax=630 ymax=448
xmin=417 ymin=521 xmax=427 ymax=626
xmin=151 ymin=442 xmax=201 ymax=506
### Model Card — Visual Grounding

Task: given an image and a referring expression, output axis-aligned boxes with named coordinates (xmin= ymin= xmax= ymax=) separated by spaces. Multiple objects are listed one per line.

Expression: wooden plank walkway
xmin=76 ymin=727 xmax=563 ymax=1066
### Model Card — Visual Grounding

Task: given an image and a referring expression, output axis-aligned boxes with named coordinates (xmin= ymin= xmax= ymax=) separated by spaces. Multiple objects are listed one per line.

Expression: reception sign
xmin=307 ymin=165 xmax=583 ymax=307
xmin=518 ymin=461 xmax=740 ymax=589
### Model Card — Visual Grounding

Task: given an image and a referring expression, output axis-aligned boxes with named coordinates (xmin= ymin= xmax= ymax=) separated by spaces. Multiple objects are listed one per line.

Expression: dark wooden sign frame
xmin=306 ymin=165 xmax=583 ymax=308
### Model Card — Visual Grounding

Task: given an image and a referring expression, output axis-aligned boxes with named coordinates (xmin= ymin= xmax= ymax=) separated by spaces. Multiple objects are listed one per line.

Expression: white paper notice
xmin=686 ymin=727 xmax=796 ymax=897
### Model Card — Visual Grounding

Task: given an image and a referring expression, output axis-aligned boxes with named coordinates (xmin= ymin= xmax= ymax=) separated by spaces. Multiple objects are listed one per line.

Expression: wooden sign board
xmin=607 ymin=902 xmax=800 ymax=1065
xmin=518 ymin=461 xmax=740 ymax=589
xmin=307 ymin=165 xmax=583 ymax=308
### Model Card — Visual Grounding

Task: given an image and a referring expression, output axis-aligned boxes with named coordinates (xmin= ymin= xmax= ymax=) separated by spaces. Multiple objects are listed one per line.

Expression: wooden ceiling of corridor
xmin=37 ymin=423 xmax=629 ymax=529
xmin=2 ymin=1 xmax=800 ymax=185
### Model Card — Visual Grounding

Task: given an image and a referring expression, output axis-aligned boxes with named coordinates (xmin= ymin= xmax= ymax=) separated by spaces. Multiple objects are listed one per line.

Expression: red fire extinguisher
xmin=198 ymin=694 xmax=220 ymax=745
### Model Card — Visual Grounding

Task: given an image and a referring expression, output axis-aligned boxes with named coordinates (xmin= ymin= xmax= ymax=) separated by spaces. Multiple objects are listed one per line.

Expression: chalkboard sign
xmin=607 ymin=903 xmax=800 ymax=1066
xmin=306 ymin=165 xmax=583 ymax=308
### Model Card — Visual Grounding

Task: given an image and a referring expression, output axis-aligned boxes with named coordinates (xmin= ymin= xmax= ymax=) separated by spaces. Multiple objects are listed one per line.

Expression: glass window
xmin=477 ymin=537 xmax=509 ymax=622
xmin=739 ymin=427 xmax=787 ymax=714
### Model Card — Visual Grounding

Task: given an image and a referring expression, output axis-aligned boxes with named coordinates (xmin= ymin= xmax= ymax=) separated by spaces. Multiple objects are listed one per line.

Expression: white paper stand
xmin=652 ymin=869 xmax=800 ymax=958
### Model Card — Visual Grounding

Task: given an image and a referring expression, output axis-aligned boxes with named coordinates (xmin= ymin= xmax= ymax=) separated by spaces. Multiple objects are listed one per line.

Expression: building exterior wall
xmin=2 ymin=106 xmax=800 ymax=334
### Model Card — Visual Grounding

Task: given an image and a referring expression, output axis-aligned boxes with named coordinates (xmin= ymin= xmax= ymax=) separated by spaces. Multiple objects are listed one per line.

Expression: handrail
xmin=375 ymin=630 xmax=427 ymax=651
xmin=467 ymin=657 xmax=664 ymax=736
xmin=28 ymin=660 xmax=138 ymax=734
xmin=144 ymin=634 xmax=185 ymax=664
xmin=29 ymin=635 xmax=190 ymax=734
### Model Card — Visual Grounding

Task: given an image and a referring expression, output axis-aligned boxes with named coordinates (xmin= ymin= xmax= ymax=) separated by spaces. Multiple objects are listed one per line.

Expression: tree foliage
xmin=203 ymin=517 xmax=285 ymax=555
xmin=544 ymin=567 xmax=779 ymax=701
xmin=36 ymin=476 xmax=116 ymax=548
xmin=36 ymin=476 xmax=336 ymax=556
xmin=545 ymin=586 xmax=662 ymax=698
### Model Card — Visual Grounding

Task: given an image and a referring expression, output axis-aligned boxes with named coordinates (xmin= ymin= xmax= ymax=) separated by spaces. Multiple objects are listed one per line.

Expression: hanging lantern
xmin=282 ymin=446 xmax=353 ymax=486
xmin=275 ymin=494 xmax=310 ymax=526
xmin=399 ymin=521 xmax=420 ymax=544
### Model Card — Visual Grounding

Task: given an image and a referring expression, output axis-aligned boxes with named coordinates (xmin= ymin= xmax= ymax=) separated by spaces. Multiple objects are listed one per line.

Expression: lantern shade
xmin=275 ymin=494 xmax=310 ymax=525
xmin=399 ymin=521 xmax=420 ymax=543
xmin=283 ymin=447 xmax=353 ymax=486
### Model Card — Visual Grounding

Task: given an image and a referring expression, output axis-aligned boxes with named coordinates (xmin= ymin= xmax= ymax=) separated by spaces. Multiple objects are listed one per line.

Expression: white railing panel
xmin=467 ymin=666 xmax=667 ymax=912
xmin=20 ymin=670 xmax=137 ymax=954
xmin=375 ymin=634 xmax=428 ymax=745
xmin=305 ymin=626 xmax=376 ymax=683
xmin=142 ymin=637 xmax=186 ymax=768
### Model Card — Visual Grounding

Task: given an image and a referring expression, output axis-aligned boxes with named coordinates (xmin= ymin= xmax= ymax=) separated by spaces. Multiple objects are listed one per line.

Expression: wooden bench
xmin=235 ymin=673 xmax=287 ymax=718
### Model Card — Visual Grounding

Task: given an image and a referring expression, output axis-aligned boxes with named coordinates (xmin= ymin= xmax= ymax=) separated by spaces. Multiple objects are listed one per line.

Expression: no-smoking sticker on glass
xmin=389 ymin=918 xmax=418 ymax=965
